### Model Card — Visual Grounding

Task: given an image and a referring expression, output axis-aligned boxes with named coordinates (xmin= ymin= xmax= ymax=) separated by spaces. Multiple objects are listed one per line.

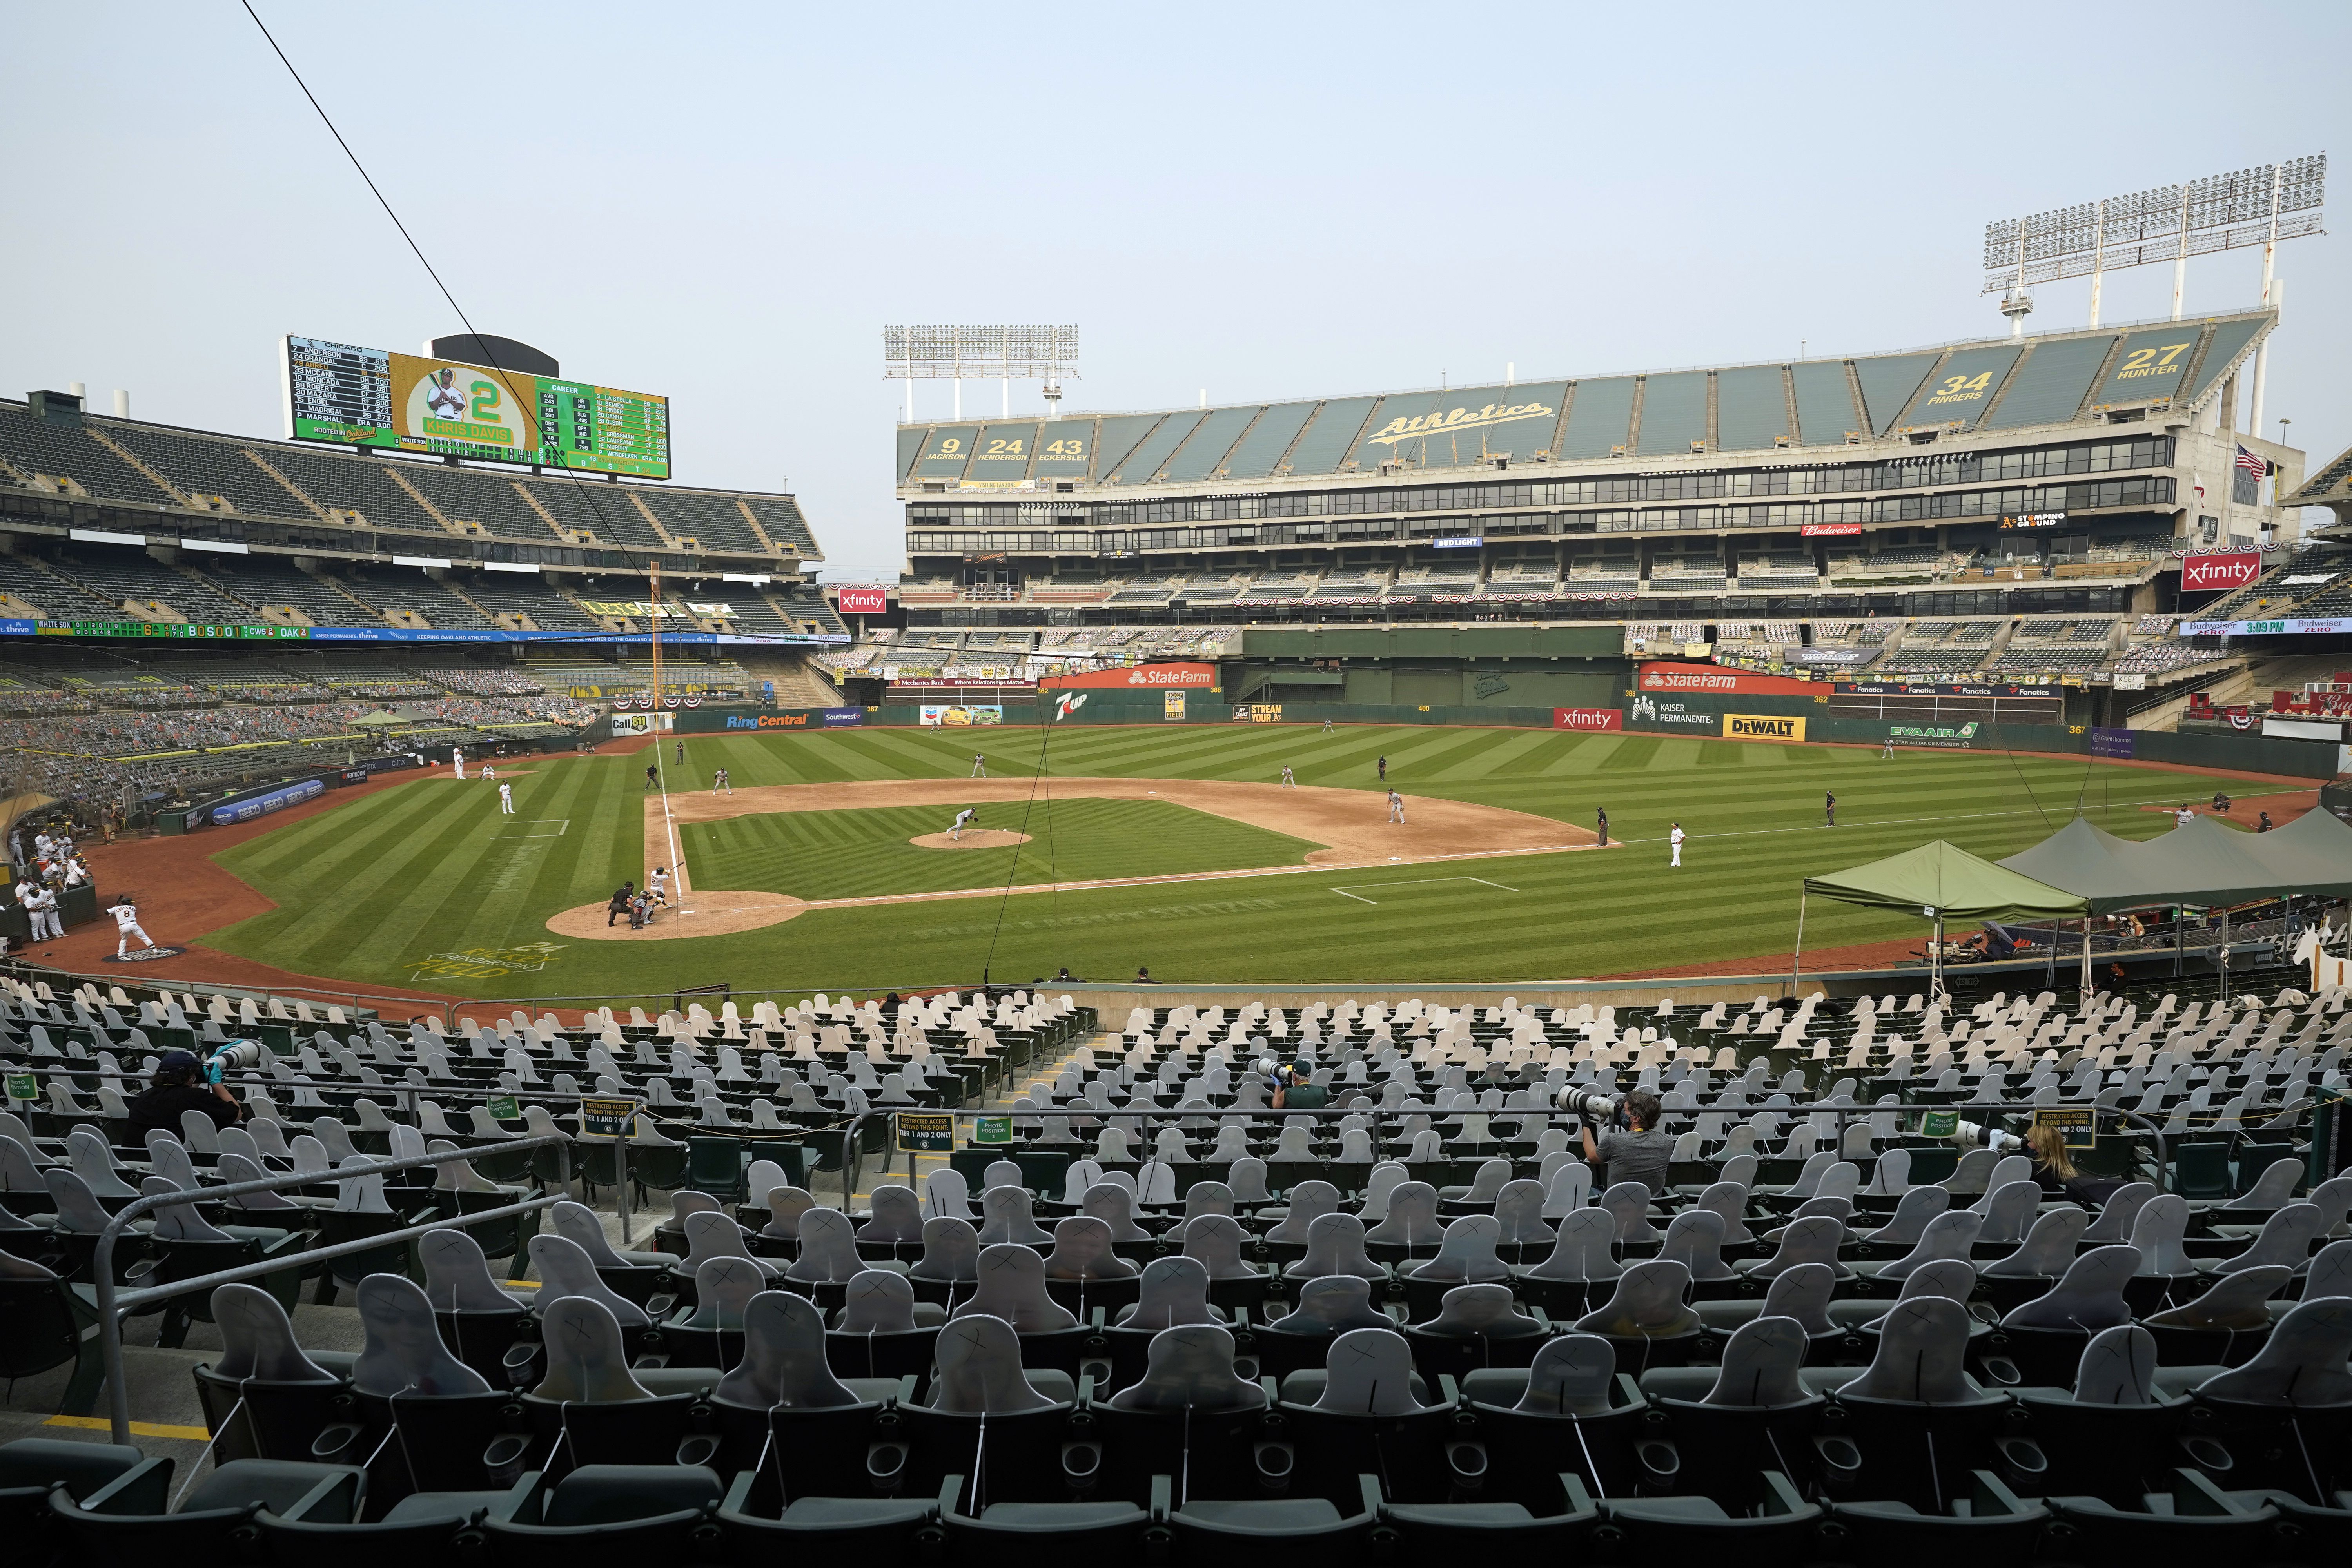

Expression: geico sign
xmin=2181 ymin=554 xmax=2261 ymax=592
xmin=1726 ymin=714 xmax=1806 ymax=742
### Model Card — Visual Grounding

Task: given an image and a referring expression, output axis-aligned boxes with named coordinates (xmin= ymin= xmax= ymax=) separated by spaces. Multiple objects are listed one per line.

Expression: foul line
xmin=1330 ymin=875 xmax=1519 ymax=904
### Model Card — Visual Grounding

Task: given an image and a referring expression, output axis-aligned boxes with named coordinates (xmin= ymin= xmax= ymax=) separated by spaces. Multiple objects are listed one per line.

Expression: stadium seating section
xmin=5 ymin=968 xmax=2350 ymax=1560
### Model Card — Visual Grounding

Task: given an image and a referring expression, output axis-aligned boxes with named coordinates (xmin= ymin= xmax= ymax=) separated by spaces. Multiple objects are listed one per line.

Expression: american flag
xmin=2237 ymin=443 xmax=2272 ymax=478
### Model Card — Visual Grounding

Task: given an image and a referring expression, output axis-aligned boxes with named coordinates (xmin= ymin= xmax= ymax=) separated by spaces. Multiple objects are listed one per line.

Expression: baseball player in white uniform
xmin=107 ymin=897 xmax=156 ymax=956
xmin=450 ymin=746 xmax=465 ymax=780
xmin=1670 ymin=823 xmax=1685 ymax=867
xmin=498 ymin=782 xmax=515 ymax=814
xmin=950 ymin=807 xmax=977 ymax=841
xmin=1387 ymin=789 xmax=1405 ymax=824
xmin=30 ymin=886 xmax=62 ymax=942
xmin=713 ymin=768 xmax=731 ymax=795
xmin=970 ymin=753 xmax=987 ymax=778
xmin=648 ymin=867 xmax=671 ymax=906
xmin=1280 ymin=766 xmax=1296 ymax=788
xmin=481 ymin=764 xmax=496 ymax=783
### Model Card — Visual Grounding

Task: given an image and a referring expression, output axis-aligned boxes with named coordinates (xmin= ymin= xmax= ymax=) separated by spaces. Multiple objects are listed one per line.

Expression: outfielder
xmin=971 ymin=753 xmax=987 ymax=778
xmin=107 ymin=896 xmax=158 ymax=957
xmin=950 ymin=807 xmax=978 ymax=841
xmin=1670 ymin=823 xmax=1685 ymax=867
xmin=1387 ymin=789 xmax=1405 ymax=824
xmin=1280 ymin=765 xmax=1296 ymax=788
xmin=498 ymin=782 xmax=515 ymax=815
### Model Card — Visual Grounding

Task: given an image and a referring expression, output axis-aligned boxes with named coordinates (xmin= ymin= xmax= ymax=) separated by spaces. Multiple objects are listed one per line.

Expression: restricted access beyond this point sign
xmin=579 ymin=1096 xmax=639 ymax=1138
xmin=2033 ymin=1105 xmax=2097 ymax=1151
xmin=896 ymin=1112 xmax=955 ymax=1153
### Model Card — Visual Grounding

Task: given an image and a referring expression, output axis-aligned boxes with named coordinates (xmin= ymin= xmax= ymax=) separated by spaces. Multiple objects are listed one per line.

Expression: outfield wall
xmin=671 ymin=690 xmax=2340 ymax=777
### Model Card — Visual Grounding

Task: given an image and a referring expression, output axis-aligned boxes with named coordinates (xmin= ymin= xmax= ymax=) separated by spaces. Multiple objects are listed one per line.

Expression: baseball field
xmin=170 ymin=720 xmax=2299 ymax=1003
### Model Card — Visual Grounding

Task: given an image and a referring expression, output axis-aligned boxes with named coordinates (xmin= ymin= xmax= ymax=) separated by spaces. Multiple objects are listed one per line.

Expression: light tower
xmin=882 ymin=325 xmax=1082 ymax=423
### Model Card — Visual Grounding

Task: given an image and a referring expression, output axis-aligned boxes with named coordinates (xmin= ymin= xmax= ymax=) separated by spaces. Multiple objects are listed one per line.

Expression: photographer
xmin=1271 ymin=1062 xmax=1328 ymax=1111
xmin=1950 ymin=1116 xmax=2124 ymax=1206
xmin=1580 ymin=1089 xmax=1669 ymax=1198
xmin=126 ymin=1049 xmax=243 ymax=1137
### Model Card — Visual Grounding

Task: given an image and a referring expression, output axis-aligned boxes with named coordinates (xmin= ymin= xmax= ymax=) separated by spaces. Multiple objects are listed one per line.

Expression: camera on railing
xmin=203 ymin=1040 xmax=264 ymax=1083
xmin=1554 ymin=1087 xmax=1623 ymax=1125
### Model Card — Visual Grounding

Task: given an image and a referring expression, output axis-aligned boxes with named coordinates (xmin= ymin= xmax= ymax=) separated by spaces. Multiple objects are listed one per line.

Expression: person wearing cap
xmin=1272 ymin=1063 xmax=1328 ymax=1111
xmin=127 ymin=1049 xmax=243 ymax=1137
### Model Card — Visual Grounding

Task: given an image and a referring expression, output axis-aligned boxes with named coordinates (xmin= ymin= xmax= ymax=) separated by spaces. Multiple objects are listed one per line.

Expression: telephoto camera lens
xmin=1554 ymin=1086 xmax=1620 ymax=1120
xmin=210 ymin=1040 xmax=265 ymax=1073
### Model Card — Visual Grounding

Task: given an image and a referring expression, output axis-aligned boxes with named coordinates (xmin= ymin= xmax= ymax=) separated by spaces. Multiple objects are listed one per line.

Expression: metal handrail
xmin=840 ymin=1098 xmax=2178 ymax=1211
xmin=90 ymin=1130 xmax=574 ymax=1446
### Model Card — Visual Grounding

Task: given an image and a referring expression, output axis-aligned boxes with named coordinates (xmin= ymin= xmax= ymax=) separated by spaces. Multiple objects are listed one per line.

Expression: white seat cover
xmin=2141 ymin=1265 xmax=2294 ymax=1331
xmin=1180 ymin=1214 xmax=1257 ymax=1280
xmin=526 ymin=1233 xmax=650 ymax=1327
xmin=419 ymin=1228 xmax=527 ymax=1312
xmin=950 ymin=1243 xmax=1078 ymax=1331
xmin=977 ymin=1185 xmax=1053 ymax=1246
xmin=1526 ymin=1207 xmax=1622 ymax=1283
xmin=1268 ymin=1274 xmax=1390 ymax=1334
xmin=1838 ymin=1296 xmax=1976 ymax=1402
xmin=1106 ymin=1324 xmax=1265 ymax=1411
xmin=1758 ymin=1262 xmax=1837 ymax=1335
xmin=209 ymin=1283 xmax=337 ymax=1382
xmin=2192 ymin=1297 xmax=2352 ymax=1406
xmin=354 ymin=1272 xmax=492 ymax=1396
xmin=858 ymin=1185 xmax=925 ymax=1243
xmin=2001 ymin=1245 xmax=2141 ymax=1330
xmin=2213 ymin=1204 xmax=2324 ymax=1275
xmin=1421 ymin=1281 xmax=1540 ymax=1337
xmin=2071 ymin=1323 xmax=2160 ymax=1405
xmin=1314 ymin=1327 xmax=1436 ymax=1414
xmin=1983 ymin=1206 xmax=2087 ymax=1278
xmin=1286 ymin=1212 xmax=1383 ymax=1280
xmin=534 ymin=1294 xmax=652 ymax=1403
xmin=785 ymin=1208 xmax=865 ymax=1283
xmin=1042 ymin=1215 xmax=1136 ymax=1281
xmin=1404 ymin=1215 xmax=1508 ymax=1283
xmin=911 ymin=1216 xmax=982 ymax=1282
xmin=718 ymin=1289 xmax=863 ymax=1409
xmin=1573 ymin=1259 xmax=1698 ymax=1337
xmin=1512 ymin=1334 xmax=1616 ymax=1416
xmin=1703 ymin=1316 xmax=1809 ymax=1408
xmin=1657 ymin=1209 xmax=1734 ymax=1282
xmin=1127 ymin=1256 xmax=1218 ymax=1329
xmin=689 ymin=1256 xmax=771 ymax=1329
xmin=930 ymin=1313 xmax=1060 ymax=1411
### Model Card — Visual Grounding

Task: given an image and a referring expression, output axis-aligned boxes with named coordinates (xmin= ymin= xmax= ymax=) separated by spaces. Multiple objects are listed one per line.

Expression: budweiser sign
xmin=1800 ymin=523 xmax=1863 ymax=537
xmin=2180 ymin=554 xmax=2260 ymax=592
xmin=1553 ymin=707 xmax=1624 ymax=732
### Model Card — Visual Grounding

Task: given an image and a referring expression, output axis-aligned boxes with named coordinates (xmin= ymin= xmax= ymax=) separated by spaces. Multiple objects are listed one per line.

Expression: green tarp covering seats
xmin=1803 ymin=841 xmax=2085 ymax=920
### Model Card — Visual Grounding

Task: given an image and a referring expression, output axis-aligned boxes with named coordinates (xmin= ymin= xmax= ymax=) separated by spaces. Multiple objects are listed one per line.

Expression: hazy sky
xmin=5 ymin=3 xmax=2345 ymax=579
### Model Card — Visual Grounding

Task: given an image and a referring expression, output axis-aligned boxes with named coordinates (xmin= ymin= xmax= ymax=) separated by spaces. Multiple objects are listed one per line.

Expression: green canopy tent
xmin=1797 ymin=840 xmax=2087 ymax=1001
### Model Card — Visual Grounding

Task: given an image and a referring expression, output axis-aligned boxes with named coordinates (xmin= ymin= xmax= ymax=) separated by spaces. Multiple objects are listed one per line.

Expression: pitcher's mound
xmin=546 ymin=890 xmax=806 ymax=940
xmin=910 ymin=829 xmax=1033 ymax=850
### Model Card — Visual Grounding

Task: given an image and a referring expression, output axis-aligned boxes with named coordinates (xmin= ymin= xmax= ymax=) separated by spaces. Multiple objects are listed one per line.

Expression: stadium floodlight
xmin=1981 ymin=156 xmax=2325 ymax=328
xmin=883 ymin=325 xmax=1081 ymax=422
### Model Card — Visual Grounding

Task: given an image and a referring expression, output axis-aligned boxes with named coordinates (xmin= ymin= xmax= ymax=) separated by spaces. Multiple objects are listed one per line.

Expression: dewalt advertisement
xmin=1724 ymin=713 xmax=1806 ymax=743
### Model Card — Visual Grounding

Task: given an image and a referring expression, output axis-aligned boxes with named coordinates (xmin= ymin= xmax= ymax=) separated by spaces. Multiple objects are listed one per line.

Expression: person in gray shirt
xmin=1582 ymin=1090 xmax=1670 ymax=1197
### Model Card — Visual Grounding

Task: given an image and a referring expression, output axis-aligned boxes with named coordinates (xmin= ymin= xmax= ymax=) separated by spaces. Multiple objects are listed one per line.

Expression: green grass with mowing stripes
xmin=692 ymin=798 xmax=1319 ymax=900
xmin=198 ymin=724 xmax=2285 ymax=999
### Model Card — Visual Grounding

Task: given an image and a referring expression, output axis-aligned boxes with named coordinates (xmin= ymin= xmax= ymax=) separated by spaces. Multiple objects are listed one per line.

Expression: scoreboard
xmin=281 ymin=336 xmax=671 ymax=480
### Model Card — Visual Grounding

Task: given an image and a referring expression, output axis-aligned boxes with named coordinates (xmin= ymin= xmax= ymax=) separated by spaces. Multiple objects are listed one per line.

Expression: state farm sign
xmin=1636 ymin=661 xmax=1819 ymax=696
xmin=834 ymin=586 xmax=890 ymax=615
xmin=1553 ymin=707 xmax=1624 ymax=732
xmin=1041 ymin=662 xmax=1218 ymax=691
xmin=2181 ymin=554 xmax=2260 ymax=593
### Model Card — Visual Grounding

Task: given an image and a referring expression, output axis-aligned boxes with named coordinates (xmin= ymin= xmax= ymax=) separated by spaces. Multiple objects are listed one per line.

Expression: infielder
xmin=1670 ymin=822 xmax=1685 ymax=867
xmin=970 ymin=753 xmax=987 ymax=778
xmin=950 ymin=807 xmax=977 ymax=841
xmin=481 ymin=764 xmax=496 ymax=783
xmin=107 ymin=896 xmax=158 ymax=957
xmin=450 ymin=746 xmax=465 ymax=780
xmin=713 ymin=768 xmax=731 ymax=795
xmin=1387 ymin=789 xmax=1405 ymax=824
xmin=498 ymin=782 xmax=515 ymax=815
xmin=1280 ymin=766 xmax=1296 ymax=788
